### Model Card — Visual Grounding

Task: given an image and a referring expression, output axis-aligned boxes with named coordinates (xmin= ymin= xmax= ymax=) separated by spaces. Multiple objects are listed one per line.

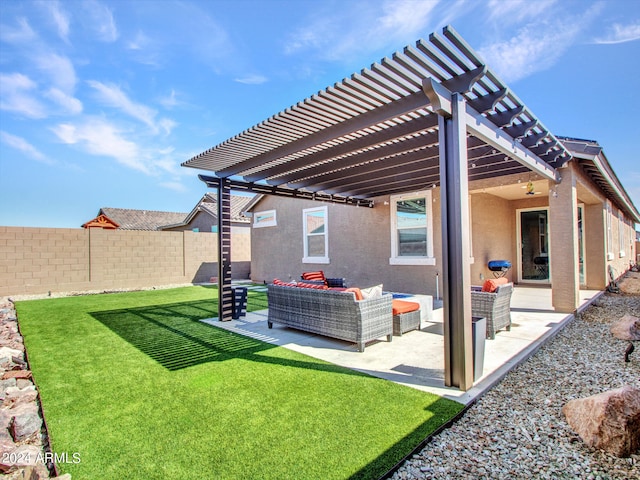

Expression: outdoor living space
xmin=186 ymin=27 xmax=639 ymax=393
xmin=206 ymin=283 xmax=602 ymax=404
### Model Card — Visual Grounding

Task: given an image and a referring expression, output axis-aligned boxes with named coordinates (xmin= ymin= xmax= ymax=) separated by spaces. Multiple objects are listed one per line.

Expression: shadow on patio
xmin=210 ymin=286 xmax=602 ymax=405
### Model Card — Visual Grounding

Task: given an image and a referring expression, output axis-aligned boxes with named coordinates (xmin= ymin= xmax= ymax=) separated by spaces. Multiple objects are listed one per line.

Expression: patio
xmin=204 ymin=284 xmax=602 ymax=404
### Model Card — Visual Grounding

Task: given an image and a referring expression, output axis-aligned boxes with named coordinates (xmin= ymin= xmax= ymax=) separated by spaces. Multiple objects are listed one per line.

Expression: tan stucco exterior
xmin=249 ymin=161 xmax=637 ymax=308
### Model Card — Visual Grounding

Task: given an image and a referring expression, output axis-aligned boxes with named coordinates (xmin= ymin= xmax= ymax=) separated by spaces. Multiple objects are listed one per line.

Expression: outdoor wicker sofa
xmin=267 ymin=283 xmax=393 ymax=352
xmin=471 ymin=282 xmax=514 ymax=339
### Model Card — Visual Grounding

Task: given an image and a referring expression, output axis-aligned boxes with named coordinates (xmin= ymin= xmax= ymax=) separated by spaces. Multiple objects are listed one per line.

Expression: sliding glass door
xmin=517 ymin=208 xmax=550 ymax=283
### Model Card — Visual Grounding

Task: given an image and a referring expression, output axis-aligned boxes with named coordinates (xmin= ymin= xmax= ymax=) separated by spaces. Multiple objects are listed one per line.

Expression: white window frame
xmin=606 ymin=200 xmax=614 ymax=260
xmin=389 ymin=190 xmax=435 ymax=266
xmin=253 ymin=209 xmax=277 ymax=228
xmin=303 ymin=206 xmax=329 ymax=264
xmin=618 ymin=210 xmax=626 ymax=258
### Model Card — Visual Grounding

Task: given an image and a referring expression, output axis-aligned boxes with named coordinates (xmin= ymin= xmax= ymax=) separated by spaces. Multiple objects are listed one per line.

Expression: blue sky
xmin=1 ymin=0 xmax=639 ymax=228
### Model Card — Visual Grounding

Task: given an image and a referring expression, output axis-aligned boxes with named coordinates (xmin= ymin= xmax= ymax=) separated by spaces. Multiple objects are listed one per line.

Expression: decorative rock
xmin=562 ymin=385 xmax=640 ymax=457
xmin=0 ymin=377 xmax=18 ymax=392
xmin=17 ymin=378 xmax=34 ymax=389
xmin=2 ymin=370 xmax=33 ymax=380
xmin=4 ymin=386 xmax=39 ymax=407
xmin=611 ymin=314 xmax=640 ymax=341
xmin=18 ymin=465 xmax=41 ymax=480
xmin=0 ymin=346 xmax=22 ymax=365
xmin=0 ymin=444 xmax=42 ymax=472
xmin=9 ymin=402 xmax=42 ymax=442
xmin=0 ymin=409 xmax=14 ymax=444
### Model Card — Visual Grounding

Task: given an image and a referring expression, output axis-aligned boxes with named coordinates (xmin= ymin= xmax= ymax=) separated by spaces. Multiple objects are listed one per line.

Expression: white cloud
xmin=0 ymin=17 xmax=36 ymax=44
xmin=0 ymin=73 xmax=47 ymax=118
xmin=51 ymin=117 xmax=148 ymax=173
xmin=159 ymin=181 xmax=187 ymax=193
xmin=594 ymin=22 xmax=640 ymax=44
xmin=127 ymin=30 xmax=150 ymax=51
xmin=50 ymin=116 xmax=182 ymax=177
xmin=44 ymin=0 xmax=71 ymax=42
xmin=379 ymin=0 xmax=440 ymax=35
xmin=0 ymin=130 xmax=53 ymax=164
xmin=88 ymin=80 xmax=156 ymax=126
xmin=234 ymin=75 xmax=268 ymax=85
xmin=478 ymin=3 xmax=604 ymax=84
xmin=88 ymin=81 xmax=174 ymax=134
xmin=34 ymin=53 xmax=77 ymax=94
xmin=45 ymin=88 xmax=83 ymax=115
xmin=486 ymin=0 xmax=558 ymax=25
xmin=157 ymin=118 xmax=177 ymax=136
xmin=284 ymin=0 xmax=450 ymax=61
xmin=83 ymin=0 xmax=118 ymax=42
xmin=159 ymin=89 xmax=180 ymax=109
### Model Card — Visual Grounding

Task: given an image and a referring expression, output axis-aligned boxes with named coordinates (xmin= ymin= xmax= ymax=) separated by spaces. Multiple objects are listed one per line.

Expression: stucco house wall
xmin=250 ymin=192 xmax=445 ymax=294
xmin=469 ymin=193 xmax=514 ymax=285
xmin=249 ymin=163 xmax=637 ymax=297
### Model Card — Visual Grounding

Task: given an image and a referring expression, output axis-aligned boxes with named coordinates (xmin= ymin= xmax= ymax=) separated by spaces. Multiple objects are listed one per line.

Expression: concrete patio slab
xmin=203 ymin=286 xmax=602 ymax=405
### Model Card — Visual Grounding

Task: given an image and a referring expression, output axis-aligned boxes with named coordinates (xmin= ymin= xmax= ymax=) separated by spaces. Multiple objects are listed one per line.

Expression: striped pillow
xmin=273 ymin=278 xmax=296 ymax=287
xmin=301 ymin=271 xmax=326 ymax=283
xmin=297 ymin=282 xmax=328 ymax=290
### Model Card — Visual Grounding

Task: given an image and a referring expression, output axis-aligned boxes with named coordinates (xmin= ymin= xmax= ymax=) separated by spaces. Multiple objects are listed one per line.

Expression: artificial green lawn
xmin=16 ymin=286 xmax=463 ymax=479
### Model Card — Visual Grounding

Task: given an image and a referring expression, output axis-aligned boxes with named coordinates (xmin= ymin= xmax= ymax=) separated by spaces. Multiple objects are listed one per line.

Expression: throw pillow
xmin=361 ymin=284 xmax=383 ymax=299
xmin=481 ymin=277 xmax=508 ymax=293
xmin=297 ymin=282 xmax=328 ymax=290
xmin=273 ymin=279 xmax=296 ymax=287
xmin=301 ymin=271 xmax=326 ymax=283
xmin=345 ymin=287 xmax=363 ymax=301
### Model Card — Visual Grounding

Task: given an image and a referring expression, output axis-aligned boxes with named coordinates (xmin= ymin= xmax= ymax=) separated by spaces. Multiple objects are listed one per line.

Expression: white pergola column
xmin=549 ymin=166 xmax=580 ymax=312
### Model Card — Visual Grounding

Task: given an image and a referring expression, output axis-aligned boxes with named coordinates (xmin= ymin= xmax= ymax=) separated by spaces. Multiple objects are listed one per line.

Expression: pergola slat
xmin=214 ymin=91 xmax=430 ymax=177
xmin=252 ymin=115 xmax=438 ymax=184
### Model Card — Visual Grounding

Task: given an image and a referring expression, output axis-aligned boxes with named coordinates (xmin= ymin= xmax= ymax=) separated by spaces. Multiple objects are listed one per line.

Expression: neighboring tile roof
xmin=200 ymin=192 xmax=253 ymax=223
xmin=161 ymin=193 xmax=254 ymax=229
xmin=88 ymin=193 xmax=254 ymax=231
xmin=82 ymin=213 xmax=119 ymax=229
xmin=98 ymin=208 xmax=188 ymax=231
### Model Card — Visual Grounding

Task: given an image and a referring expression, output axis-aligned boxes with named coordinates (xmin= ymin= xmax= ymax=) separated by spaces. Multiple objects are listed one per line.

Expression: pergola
xmin=183 ymin=26 xmax=572 ymax=390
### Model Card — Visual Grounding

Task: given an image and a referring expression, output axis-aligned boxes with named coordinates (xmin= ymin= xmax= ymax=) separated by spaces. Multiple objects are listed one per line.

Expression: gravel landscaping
xmin=392 ymin=274 xmax=640 ymax=479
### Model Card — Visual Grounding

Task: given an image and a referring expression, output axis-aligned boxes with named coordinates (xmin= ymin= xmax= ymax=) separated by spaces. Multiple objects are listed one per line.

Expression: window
xmin=253 ymin=210 xmax=277 ymax=228
xmin=619 ymin=210 xmax=626 ymax=258
xmin=390 ymin=191 xmax=435 ymax=265
xmin=303 ymin=206 xmax=329 ymax=264
xmin=192 ymin=227 xmax=200 ymax=233
xmin=606 ymin=200 xmax=613 ymax=260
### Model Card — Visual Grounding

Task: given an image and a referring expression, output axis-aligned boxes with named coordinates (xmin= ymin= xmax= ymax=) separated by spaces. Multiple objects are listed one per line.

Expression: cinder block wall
xmin=0 ymin=227 xmax=251 ymax=296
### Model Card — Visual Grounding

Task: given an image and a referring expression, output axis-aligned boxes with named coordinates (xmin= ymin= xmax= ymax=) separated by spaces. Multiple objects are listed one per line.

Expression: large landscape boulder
xmin=610 ymin=314 xmax=640 ymax=341
xmin=562 ymin=385 xmax=640 ymax=457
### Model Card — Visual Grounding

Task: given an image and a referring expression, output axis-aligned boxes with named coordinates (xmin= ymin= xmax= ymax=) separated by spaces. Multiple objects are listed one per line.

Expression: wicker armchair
xmin=471 ymin=283 xmax=513 ymax=339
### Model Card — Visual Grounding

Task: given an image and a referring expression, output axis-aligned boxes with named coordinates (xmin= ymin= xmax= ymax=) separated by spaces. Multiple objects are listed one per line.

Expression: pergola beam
xmin=199 ymin=175 xmax=374 ymax=208
xmin=464 ymin=104 xmax=559 ymax=183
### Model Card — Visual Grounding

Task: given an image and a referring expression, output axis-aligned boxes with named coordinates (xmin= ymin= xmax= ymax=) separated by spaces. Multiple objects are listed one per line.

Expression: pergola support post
xmin=549 ymin=166 xmax=580 ymax=312
xmin=438 ymin=93 xmax=474 ymax=390
xmin=216 ymin=179 xmax=234 ymax=321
